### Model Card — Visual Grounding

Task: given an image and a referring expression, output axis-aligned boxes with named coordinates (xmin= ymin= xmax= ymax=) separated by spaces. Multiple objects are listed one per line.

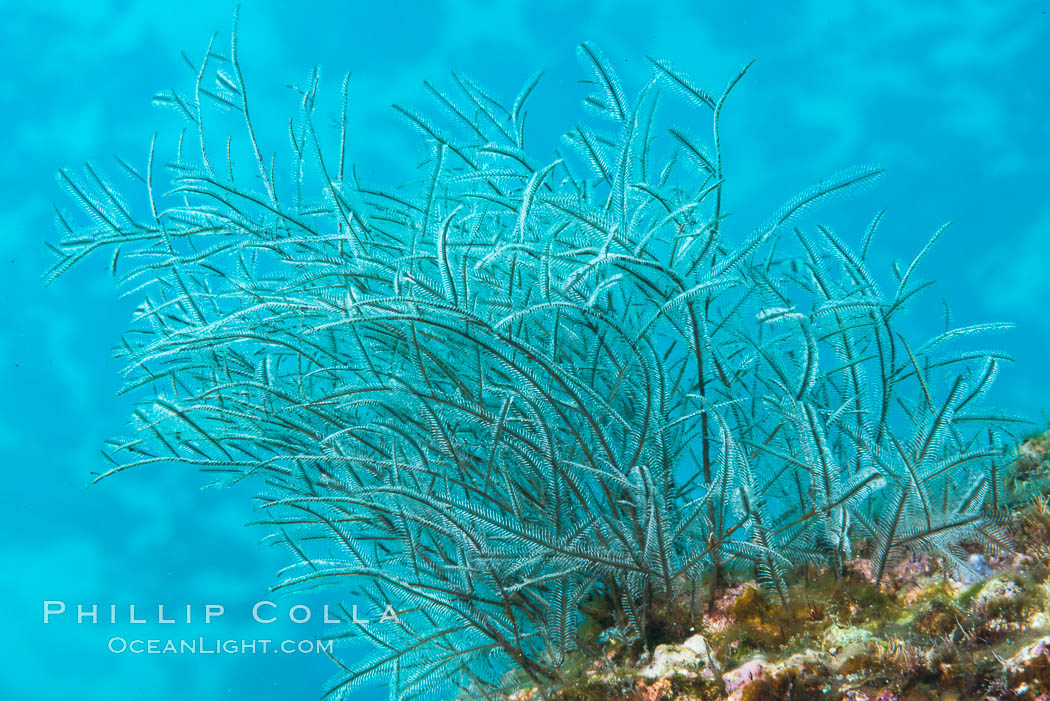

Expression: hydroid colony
xmin=47 ymin=28 xmax=1017 ymax=700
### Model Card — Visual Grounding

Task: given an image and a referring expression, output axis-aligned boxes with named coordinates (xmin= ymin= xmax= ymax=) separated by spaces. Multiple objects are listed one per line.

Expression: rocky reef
xmin=498 ymin=436 xmax=1050 ymax=701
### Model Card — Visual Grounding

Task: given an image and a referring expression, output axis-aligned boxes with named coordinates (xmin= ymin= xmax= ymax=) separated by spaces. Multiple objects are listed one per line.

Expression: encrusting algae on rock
xmin=497 ymin=481 xmax=1050 ymax=701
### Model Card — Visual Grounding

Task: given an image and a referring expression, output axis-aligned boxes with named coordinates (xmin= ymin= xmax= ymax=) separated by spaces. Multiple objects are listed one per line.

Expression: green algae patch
xmin=960 ymin=572 xmax=1048 ymax=625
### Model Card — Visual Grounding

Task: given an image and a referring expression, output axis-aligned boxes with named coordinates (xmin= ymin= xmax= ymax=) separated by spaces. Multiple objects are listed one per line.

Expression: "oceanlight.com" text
xmin=106 ymin=637 xmax=335 ymax=655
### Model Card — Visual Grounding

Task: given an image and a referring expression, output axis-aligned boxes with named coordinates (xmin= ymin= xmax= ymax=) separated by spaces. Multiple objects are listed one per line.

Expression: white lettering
xmin=43 ymin=601 xmax=66 ymax=623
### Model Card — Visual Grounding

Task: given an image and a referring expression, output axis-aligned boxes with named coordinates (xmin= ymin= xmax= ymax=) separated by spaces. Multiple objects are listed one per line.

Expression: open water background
xmin=1 ymin=1 xmax=1047 ymax=698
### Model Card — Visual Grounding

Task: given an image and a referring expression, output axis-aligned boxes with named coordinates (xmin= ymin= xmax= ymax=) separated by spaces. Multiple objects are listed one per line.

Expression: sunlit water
xmin=2 ymin=2 xmax=1047 ymax=699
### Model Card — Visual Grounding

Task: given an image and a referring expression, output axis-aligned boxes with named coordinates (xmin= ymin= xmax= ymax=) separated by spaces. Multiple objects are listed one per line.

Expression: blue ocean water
xmin=1 ymin=1 xmax=1047 ymax=699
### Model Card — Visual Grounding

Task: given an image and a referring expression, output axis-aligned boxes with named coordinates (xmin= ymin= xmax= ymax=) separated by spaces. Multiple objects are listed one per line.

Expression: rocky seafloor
xmin=501 ymin=433 xmax=1050 ymax=701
